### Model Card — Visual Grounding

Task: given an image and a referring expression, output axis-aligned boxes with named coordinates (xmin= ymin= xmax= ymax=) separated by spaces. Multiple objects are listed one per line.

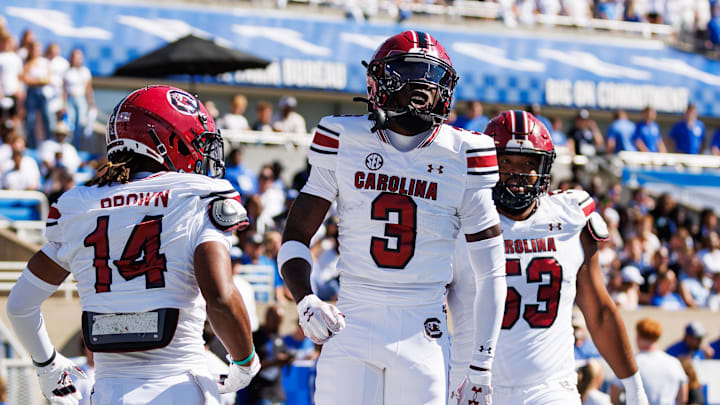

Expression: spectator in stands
xmin=272 ymin=189 xmax=298 ymax=232
xmin=677 ymin=250 xmax=712 ymax=307
xmin=669 ymin=104 xmax=706 ymax=154
xmin=707 ymin=272 xmax=720 ymax=311
xmin=45 ymin=43 xmax=69 ymax=122
xmin=549 ymin=116 xmax=567 ymax=146
xmin=577 ymin=359 xmax=611 ymax=405
xmin=611 ymin=318 xmax=688 ymax=405
xmin=526 ymin=103 xmax=552 ymax=131
xmin=311 ymin=217 xmax=340 ymax=301
xmin=633 ymin=106 xmax=667 ymax=153
xmin=17 ymin=29 xmax=35 ymax=61
xmin=248 ymin=305 xmax=291 ymax=405
xmin=679 ymin=357 xmax=705 ymax=405
xmin=45 ymin=167 xmax=74 ymax=205
xmin=291 ymin=160 xmax=310 ymax=191
xmin=252 ymin=101 xmax=274 ymax=132
xmin=666 ymin=321 xmax=713 ymax=359
xmin=572 ymin=311 xmax=601 ymax=361
xmin=272 ymin=96 xmax=306 ymax=134
xmin=708 ymin=3 xmax=720 ymax=48
xmin=258 ymin=164 xmax=286 ymax=223
xmin=621 ymin=236 xmax=648 ymax=270
xmin=613 ymin=265 xmax=643 ymax=310
xmin=453 ymin=100 xmax=488 ymax=132
xmin=606 ymin=109 xmax=636 ymax=153
xmin=63 ymin=48 xmax=94 ymax=149
xmin=697 ymin=208 xmax=718 ymax=239
xmin=651 ymin=193 xmax=677 ymax=243
xmin=596 ymin=0 xmax=622 ymax=19
xmin=567 ymin=109 xmax=604 ymax=157
xmin=221 ymin=93 xmax=250 ymax=131
xmin=23 ymin=41 xmax=53 ymax=149
xmin=650 ymin=271 xmax=686 ymax=310
xmin=712 ymin=128 xmax=720 ymax=154
xmin=0 ymin=133 xmax=41 ymax=190
xmin=636 ymin=214 xmax=661 ymax=260
xmin=698 ymin=231 xmax=720 ymax=273
xmin=0 ymin=33 xmax=23 ymax=132
xmin=710 ymin=331 xmax=720 ymax=358
xmin=39 ymin=121 xmax=81 ymax=175
xmin=225 ymin=147 xmax=258 ymax=199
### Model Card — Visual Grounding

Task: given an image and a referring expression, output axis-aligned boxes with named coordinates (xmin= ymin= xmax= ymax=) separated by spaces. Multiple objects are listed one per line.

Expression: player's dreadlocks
xmin=88 ymin=152 xmax=164 ymax=187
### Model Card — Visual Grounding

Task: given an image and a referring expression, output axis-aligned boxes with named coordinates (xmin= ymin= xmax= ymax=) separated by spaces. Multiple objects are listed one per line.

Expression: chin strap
xmin=353 ymin=97 xmax=431 ymax=133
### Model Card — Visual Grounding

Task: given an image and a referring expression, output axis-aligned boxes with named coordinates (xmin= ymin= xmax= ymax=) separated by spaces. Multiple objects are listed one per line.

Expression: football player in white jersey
xmin=6 ymin=86 xmax=260 ymax=404
xmin=278 ymin=31 xmax=507 ymax=405
xmin=449 ymin=111 xmax=649 ymax=405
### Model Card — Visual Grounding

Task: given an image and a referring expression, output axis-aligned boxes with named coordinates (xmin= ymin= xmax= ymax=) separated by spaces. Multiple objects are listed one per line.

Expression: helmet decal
xmin=167 ymin=89 xmax=199 ymax=116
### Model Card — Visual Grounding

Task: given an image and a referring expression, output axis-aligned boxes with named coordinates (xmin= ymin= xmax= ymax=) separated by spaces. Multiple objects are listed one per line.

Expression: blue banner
xmin=4 ymin=0 xmax=720 ymax=116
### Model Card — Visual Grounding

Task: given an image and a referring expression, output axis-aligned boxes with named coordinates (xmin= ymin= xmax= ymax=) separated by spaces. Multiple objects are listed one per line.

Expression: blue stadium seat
xmin=0 ymin=199 xmax=43 ymax=221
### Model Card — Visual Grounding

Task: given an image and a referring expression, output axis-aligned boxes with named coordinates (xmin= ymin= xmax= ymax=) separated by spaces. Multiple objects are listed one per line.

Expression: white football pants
xmin=314 ymin=299 xmax=450 ymax=405
xmin=90 ymin=371 xmax=221 ymax=405
xmin=492 ymin=378 xmax=581 ymax=405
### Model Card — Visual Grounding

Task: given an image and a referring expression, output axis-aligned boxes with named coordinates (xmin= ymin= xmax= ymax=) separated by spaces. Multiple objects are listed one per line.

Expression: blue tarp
xmin=4 ymin=0 xmax=720 ymax=115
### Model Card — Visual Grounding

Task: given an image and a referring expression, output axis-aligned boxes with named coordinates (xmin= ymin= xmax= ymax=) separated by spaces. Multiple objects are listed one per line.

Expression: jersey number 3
xmin=502 ymin=257 xmax=562 ymax=329
xmin=370 ymin=193 xmax=417 ymax=269
xmin=84 ymin=215 xmax=168 ymax=293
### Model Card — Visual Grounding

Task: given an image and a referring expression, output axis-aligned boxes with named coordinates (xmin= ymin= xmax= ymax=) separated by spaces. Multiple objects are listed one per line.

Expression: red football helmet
xmin=105 ymin=85 xmax=225 ymax=178
xmin=365 ymin=30 xmax=458 ymax=129
xmin=483 ymin=110 xmax=555 ymax=212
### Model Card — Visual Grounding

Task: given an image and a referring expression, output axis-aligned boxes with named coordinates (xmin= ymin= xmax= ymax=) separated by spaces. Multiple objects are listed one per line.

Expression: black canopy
xmin=113 ymin=34 xmax=270 ymax=77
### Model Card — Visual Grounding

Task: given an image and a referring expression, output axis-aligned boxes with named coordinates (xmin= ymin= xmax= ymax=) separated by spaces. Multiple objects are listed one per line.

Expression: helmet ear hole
xmin=177 ymin=136 xmax=191 ymax=156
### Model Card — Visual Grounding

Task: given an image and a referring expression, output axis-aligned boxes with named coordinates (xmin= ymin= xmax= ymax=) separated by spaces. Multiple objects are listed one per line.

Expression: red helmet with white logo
xmin=483 ymin=110 xmax=555 ymax=212
xmin=105 ymin=85 xmax=224 ymax=178
xmin=365 ymin=30 xmax=458 ymax=128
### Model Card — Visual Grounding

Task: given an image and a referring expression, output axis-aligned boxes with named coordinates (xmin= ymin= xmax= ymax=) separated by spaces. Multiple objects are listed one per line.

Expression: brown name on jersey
xmin=100 ymin=190 xmax=170 ymax=209
xmin=354 ymin=171 xmax=437 ymax=201
xmin=505 ymin=237 xmax=557 ymax=254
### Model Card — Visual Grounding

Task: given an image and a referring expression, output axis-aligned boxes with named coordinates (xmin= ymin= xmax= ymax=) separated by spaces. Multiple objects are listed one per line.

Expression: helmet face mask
xmin=106 ymin=85 xmax=225 ymax=178
xmin=484 ymin=111 xmax=556 ymax=214
xmin=365 ymin=31 xmax=458 ymax=132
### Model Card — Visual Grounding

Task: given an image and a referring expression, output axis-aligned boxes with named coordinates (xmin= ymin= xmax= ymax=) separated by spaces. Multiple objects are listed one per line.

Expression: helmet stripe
xmin=416 ymin=31 xmax=428 ymax=49
xmin=509 ymin=110 xmax=516 ymax=134
xmin=410 ymin=30 xmax=418 ymax=45
xmin=522 ymin=111 xmax=529 ymax=135
xmin=513 ymin=110 xmax=525 ymax=135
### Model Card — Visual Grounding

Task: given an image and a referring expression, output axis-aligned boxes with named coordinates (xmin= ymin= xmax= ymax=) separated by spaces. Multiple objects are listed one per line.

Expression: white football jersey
xmin=42 ymin=172 xmax=238 ymax=379
xmin=306 ymin=115 xmax=499 ymax=305
xmin=451 ymin=189 xmax=598 ymax=387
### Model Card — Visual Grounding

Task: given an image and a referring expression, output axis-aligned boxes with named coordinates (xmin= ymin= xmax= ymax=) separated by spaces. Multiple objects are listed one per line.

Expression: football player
xmin=6 ymin=86 xmax=260 ymax=404
xmin=449 ymin=111 xmax=649 ymax=405
xmin=278 ymin=31 xmax=507 ymax=405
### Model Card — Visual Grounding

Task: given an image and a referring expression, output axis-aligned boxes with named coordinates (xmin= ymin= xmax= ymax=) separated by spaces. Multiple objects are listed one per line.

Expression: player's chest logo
xmin=427 ymin=164 xmax=444 ymax=174
xmin=548 ymin=222 xmax=563 ymax=231
xmin=365 ymin=153 xmax=384 ymax=170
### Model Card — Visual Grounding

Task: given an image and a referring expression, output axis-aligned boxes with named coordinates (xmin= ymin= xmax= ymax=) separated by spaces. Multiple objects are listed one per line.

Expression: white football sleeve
xmin=448 ymin=240 xmax=477 ymax=383
xmin=301 ymin=166 xmax=338 ymax=203
xmin=459 ymin=188 xmax=500 ymax=235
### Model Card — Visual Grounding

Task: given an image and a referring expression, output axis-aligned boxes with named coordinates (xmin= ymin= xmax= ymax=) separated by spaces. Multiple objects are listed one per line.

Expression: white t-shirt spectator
xmin=272 ymin=111 xmax=306 ymax=133
xmin=220 ymin=113 xmax=250 ymax=131
xmin=0 ymin=50 xmax=23 ymax=96
xmin=39 ymin=138 xmax=81 ymax=174
xmin=232 ymin=274 xmax=258 ymax=332
xmin=627 ymin=350 xmax=687 ymax=405
xmin=699 ymin=248 xmax=720 ymax=274
xmin=64 ymin=66 xmax=91 ymax=98
xmin=48 ymin=55 xmax=69 ymax=105
xmin=1 ymin=156 xmax=41 ymax=190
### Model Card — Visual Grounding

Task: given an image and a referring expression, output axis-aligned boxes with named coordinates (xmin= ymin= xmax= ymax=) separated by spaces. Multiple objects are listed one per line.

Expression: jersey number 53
xmin=502 ymin=258 xmax=562 ymax=329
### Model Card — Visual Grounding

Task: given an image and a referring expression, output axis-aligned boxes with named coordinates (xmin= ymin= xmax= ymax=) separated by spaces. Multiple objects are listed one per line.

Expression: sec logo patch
xmin=365 ymin=153 xmax=383 ymax=170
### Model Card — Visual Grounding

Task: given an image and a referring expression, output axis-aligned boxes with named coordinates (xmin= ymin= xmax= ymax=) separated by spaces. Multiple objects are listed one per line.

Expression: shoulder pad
xmin=550 ymin=189 xmax=595 ymax=218
xmin=587 ymin=212 xmax=610 ymax=241
xmin=208 ymin=196 xmax=249 ymax=232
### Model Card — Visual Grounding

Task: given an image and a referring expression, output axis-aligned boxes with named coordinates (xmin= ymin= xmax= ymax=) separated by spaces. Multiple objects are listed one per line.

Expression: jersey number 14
xmin=84 ymin=215 xmax=168 ymax=293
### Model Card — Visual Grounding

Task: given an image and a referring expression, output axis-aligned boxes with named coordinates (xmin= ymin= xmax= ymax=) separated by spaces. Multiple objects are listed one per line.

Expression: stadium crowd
xmin=2 ymin=20 xmax=720 ymax=405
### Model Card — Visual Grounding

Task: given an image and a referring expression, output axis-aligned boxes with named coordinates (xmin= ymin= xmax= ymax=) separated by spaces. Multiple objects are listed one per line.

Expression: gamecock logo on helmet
xmin=167 ymin=90 xmax=199 ymax=116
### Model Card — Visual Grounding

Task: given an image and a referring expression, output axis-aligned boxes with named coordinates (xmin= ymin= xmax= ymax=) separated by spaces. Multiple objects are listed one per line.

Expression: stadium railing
xmin=237 ymin=264 xmax=276 ymax=303
xmin=0 ymin=319 xmax=42 ymax=405
xmin=0 ymin=191 xmax=49 ymax=246
xmin=0 ymin=261 xmax=76 ymax=299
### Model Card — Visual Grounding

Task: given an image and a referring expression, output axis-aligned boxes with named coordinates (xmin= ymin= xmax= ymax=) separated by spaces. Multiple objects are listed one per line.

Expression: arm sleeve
xmin=301 ymin=166 xmax=338 ymax=203
xmin=447 ymin=240 xmax=477 ymax=382
xmin=6 ymin=269 xmax=59 ymax=363
xmin=465 ymin=235 xmax=507 ymax=371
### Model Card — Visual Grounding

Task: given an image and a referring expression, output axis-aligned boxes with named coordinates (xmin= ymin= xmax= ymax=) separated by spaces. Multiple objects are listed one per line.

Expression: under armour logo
xmin=549 ymin=223 xmax=563 ymax=231
xmin=469 ymin=386 xmax=483 ymax=405
xmin=428 ymin=164 xmax=444 ymax=173
xmin=478 ymin=346 xmax=492 ymax=354
xmin=303 ymin=308 xmax=313 ymax=323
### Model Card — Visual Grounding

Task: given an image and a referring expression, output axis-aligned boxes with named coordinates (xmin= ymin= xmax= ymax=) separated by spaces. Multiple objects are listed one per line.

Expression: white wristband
xmin=277 ymin=240 xmax=313 ymax=279
xmin=621 ymin=371 xmax=644 ymax=393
